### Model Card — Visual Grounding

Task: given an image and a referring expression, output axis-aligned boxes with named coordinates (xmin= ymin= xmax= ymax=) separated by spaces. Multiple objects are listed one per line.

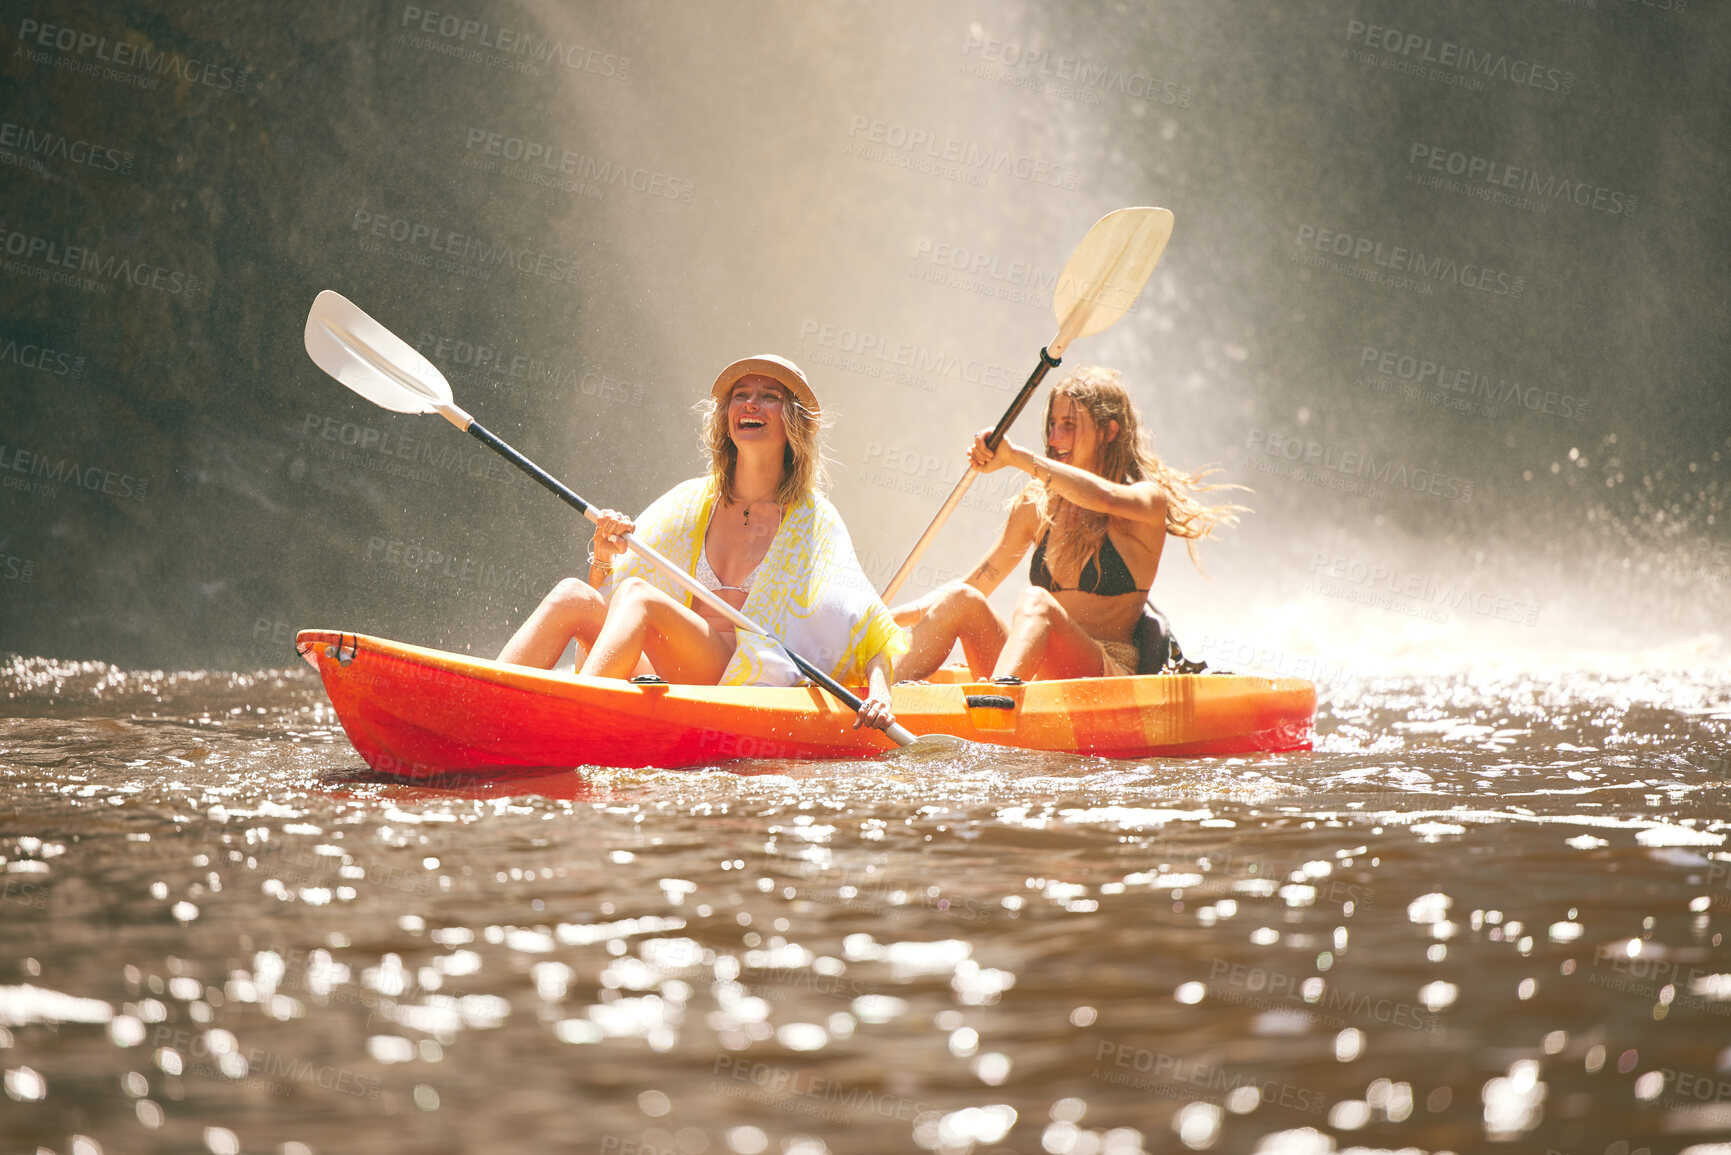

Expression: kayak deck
xmin=296 ymin=630 xmax=1315 ymax=775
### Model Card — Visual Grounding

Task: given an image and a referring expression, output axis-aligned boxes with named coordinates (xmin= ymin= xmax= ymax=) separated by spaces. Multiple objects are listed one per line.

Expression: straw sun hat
xmin=710 ymin=354 xmax=819 ymax=420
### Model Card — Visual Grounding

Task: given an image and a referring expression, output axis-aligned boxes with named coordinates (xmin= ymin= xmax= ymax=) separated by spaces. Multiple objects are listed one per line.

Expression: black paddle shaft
xmin=465 ymin=421 xmax=593 ymax=517
xmin=463 ymin=420 xmax=871 ymax=713
xmin=984 ymin=347 xmax=1062 ymax=451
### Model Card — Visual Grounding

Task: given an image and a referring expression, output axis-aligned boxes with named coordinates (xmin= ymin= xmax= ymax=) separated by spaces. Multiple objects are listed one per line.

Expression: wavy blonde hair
xmin=696 ymin=382 xmax=828 ymax=507
xmin=1027 ymin=367 xmax=1248 ymax=580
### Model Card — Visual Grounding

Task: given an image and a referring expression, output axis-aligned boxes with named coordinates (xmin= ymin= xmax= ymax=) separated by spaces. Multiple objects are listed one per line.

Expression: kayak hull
xmin=296 ymin=630 xmax=1315 ymax=775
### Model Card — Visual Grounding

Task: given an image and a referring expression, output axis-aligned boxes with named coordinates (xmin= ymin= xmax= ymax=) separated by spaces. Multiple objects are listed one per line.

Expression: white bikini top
xmin=694 ymin=544 xmax=759 ymax=596
xmin=695 ymin=502 xmax=773 ymax=598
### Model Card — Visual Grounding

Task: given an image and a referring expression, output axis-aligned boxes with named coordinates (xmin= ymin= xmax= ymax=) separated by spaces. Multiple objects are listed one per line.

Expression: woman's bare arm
xmin=961 ymin=495 xmax=1041 ymax=595
xmin=854 ymin=650 xmax=898 ymax=731
xmin=974 ymin=433 xmax=1167 ymax=524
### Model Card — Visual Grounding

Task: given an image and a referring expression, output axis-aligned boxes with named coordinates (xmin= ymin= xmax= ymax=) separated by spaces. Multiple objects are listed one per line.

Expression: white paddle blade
xmin=304 ymin=290 xmax=453 ymax=414
xmin=1052 ymin=206 xmax=1175 ymax=342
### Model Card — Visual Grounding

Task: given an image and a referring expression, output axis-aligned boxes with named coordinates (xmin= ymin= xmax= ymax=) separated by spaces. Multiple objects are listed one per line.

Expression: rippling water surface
xmin=3 ymin=656 xmax=1730 ymax=1155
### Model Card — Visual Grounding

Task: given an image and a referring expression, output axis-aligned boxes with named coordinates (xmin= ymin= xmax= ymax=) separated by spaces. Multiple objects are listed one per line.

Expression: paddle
xmin=879 ymin=206 xmax=1175 ymax=602
xmin=303 ymin=290 xmax=919 ymax=747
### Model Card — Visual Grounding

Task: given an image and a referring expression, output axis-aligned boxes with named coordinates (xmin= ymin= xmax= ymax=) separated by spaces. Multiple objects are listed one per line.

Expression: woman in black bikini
xmin=891 ymin=367 xmax=1245 ymax=681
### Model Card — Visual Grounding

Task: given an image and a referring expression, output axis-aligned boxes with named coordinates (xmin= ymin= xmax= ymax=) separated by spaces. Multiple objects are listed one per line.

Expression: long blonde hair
xmin=1028 ymin=367 xmax=1248 ymax=579
xmin=696 ymin=384 xmax=828 ymax=506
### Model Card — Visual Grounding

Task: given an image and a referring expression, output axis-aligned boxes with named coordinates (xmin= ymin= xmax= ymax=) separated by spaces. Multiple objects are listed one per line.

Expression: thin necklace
xmin=739 ymin=493 xmax=775 ymax=527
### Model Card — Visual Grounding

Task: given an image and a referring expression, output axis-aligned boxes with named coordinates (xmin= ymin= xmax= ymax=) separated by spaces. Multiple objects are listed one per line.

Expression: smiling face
xmin=1046 ymin=394 xmax=1116 ymax=474
xmin=727 ymin=374 xmax=790 ymax=452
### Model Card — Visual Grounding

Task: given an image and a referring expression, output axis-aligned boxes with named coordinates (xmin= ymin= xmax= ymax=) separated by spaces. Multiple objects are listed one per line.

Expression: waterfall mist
xmin=1 ymin=0 xmax=1725 ymax=671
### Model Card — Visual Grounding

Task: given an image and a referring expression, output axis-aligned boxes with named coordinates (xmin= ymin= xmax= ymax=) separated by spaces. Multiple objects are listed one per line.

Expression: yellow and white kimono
xmin=600 ymin=477 xmax=906 ymax=687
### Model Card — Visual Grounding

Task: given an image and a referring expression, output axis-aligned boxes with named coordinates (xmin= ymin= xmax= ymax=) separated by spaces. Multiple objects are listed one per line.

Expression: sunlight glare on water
xmin=1 ymin=653 xmax=1728 ymax=1152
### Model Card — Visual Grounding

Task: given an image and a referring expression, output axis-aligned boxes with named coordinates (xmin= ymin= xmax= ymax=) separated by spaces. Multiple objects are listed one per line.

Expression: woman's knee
xmin=548 ymin=576 xmax=602 ymax=611
xmin=929 ymin=581 xmax=986 ymax=619
xmin=606 ymin=576 xmax=671 ymax=626
xmin=948 ymin=585 xmax=1003 ymax=636
xmin=950 ymin=583 xmax=991 ymax=612
xmin=611 ymin=576 xmax=654 ymax=604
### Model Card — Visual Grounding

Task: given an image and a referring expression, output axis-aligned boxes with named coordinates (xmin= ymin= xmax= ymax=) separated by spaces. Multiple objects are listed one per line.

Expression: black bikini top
xmin=1029 ymin=531 xmax=1148 ymax=597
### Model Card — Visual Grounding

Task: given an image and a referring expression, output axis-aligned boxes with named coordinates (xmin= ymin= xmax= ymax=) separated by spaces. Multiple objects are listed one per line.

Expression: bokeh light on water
xmin=2 ymin=656 xmax=1728 ymax=1152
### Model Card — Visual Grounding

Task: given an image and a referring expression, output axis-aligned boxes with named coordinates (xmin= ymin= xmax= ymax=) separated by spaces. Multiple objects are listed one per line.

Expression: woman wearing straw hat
xmin=499 ymin=355 xmax=905 ymax=731
xmin=892 ymin=366 xmax=1244 ymax=682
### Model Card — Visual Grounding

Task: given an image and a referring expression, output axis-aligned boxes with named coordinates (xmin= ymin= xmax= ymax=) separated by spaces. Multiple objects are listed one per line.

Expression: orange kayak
xmin=296 ymin=629 xmax=1314 ymax=775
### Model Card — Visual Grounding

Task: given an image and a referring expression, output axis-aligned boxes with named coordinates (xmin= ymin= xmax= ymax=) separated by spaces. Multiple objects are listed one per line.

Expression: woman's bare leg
xmin=498 ymin=578 xmax=610 ymax=669
xmin=991 ymin=586 xmax=1106 ymax=681
xmin=893 ymin=583 xmax=1008 ymax=681
xmin=580 ymin=577 xmax=737 ymax=684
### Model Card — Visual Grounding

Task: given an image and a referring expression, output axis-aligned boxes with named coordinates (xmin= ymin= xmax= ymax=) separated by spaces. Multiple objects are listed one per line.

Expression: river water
xmin=2 ymin=654 xmax=1729 ymax=1155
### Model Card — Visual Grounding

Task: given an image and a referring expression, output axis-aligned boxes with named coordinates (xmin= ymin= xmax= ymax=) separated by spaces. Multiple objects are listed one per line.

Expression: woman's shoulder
xmin=648 ymin=476 xmax=716 ymax=508
xmin=781 ymin=486 xmax=837 ymax=524
xmin=792 ymin=490 xmax=853 ymax=549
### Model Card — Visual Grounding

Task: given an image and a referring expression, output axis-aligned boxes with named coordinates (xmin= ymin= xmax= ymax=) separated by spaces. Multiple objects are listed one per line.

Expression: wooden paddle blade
xmin=1051 ymin=207 xmax=1174 ymax=352
xmin=304 ymin=290 xmax=453 ymax=414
